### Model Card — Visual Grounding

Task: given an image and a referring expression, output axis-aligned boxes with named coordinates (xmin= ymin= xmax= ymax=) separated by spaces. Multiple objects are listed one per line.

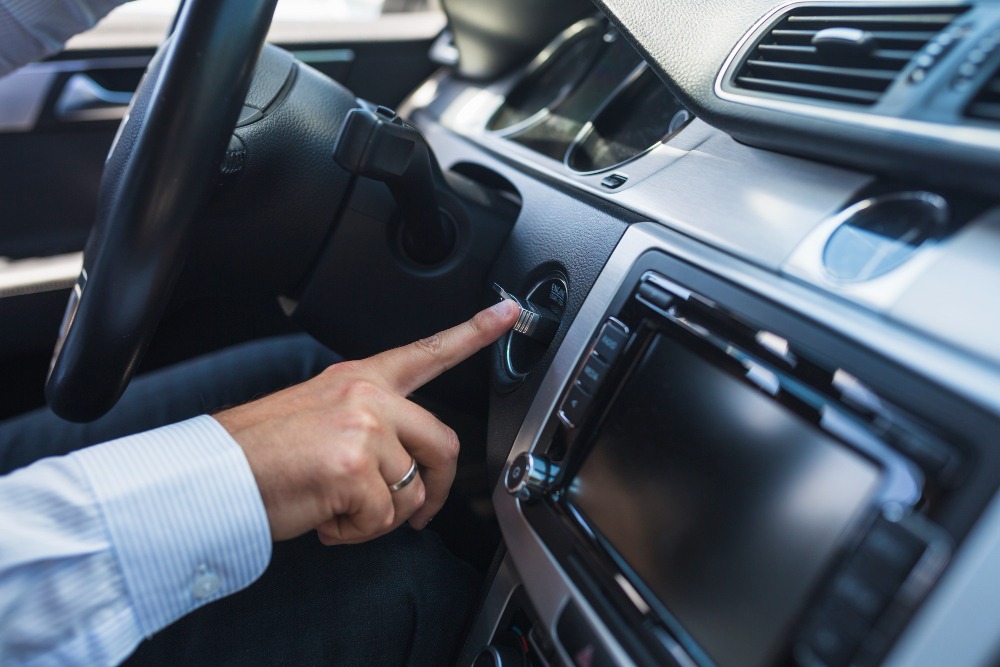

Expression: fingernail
xmin=492 ymin=299 xmax=517 ymax=317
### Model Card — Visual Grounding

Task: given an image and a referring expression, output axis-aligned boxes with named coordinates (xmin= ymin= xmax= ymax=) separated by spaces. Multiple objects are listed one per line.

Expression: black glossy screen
xmin=568 ymin=335 xmax=880 ymax=667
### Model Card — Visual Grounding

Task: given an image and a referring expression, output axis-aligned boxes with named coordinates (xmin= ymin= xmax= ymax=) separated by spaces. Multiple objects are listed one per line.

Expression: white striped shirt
xmin=0 ymin=415 xmax=272 ymax=666
xmin=0 ymin=0 xmax=128 ymax=77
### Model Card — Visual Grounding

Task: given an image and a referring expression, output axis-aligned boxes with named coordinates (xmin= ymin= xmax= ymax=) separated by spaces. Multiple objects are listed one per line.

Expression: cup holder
xmin=565 ymin=65 xmax=692 ymax=174
xmin=822 ymin=192 xmax=949 ymax=282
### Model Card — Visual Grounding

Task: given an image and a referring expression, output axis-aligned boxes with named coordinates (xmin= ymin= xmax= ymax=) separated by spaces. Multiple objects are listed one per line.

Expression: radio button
xmin=594 ymin=321 xmax=628 ymax=363
xmin=560 ymin=384 xmax=593 ymax=428
xmin=799 ymin=599 xmax=868 ymax=667
xmin=578 ymin=354 xmax=610 ymax=396
xmin=828 ymin=569 xmax=891 ymax=622
xmin=859 ymin=518 xmax=926 ymax=576
xmin=638 ymin=281 xmax=675 ymax=312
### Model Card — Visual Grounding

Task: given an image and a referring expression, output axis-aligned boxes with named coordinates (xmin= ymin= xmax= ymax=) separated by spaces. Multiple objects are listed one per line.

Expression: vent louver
xmin=966 ymin=68 xmax=1000 ymax=122
xmin=733 ymin=5 xmax=964 ymax=105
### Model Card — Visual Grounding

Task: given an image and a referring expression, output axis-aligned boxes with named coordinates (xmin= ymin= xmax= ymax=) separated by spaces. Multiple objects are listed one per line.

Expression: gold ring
xmin=388 ymin=456 xmax=418 ymax=492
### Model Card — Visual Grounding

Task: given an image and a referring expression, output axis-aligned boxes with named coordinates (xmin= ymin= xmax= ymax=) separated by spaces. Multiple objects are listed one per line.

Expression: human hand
xmin=214 ymin=299 xmax=520 ymax=544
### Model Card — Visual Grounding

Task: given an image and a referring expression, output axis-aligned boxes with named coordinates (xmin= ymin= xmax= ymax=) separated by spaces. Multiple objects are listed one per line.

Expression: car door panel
xmin=0 ymin=9 xmax=444 ymax=362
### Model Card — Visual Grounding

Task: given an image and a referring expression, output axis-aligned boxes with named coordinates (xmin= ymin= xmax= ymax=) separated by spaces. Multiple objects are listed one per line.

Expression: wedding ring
xmin=388 ymin=456 xmax=418 ymax=492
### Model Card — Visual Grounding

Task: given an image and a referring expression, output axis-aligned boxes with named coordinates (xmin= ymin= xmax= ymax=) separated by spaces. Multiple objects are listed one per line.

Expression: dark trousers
xmin=0 ymin=335 xmax=479 ymax=666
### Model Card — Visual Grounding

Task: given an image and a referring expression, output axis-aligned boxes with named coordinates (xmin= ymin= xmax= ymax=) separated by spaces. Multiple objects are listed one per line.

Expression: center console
xmin=462 ymin=222 xmax=1000 ymax=667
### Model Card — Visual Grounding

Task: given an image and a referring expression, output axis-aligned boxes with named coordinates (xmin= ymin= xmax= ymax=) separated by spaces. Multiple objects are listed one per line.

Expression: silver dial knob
xmin=505 ymin=452 xmax=560 ymax=502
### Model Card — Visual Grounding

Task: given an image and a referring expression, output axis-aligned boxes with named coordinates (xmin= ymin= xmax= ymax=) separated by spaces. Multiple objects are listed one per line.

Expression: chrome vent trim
xmin=731 ymin=4 xmax=965 ymax=106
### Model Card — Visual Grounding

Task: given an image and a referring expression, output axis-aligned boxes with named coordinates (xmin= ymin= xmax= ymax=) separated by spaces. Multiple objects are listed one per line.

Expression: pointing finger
xmin=366 ymin=299 xmax=520 ymax=396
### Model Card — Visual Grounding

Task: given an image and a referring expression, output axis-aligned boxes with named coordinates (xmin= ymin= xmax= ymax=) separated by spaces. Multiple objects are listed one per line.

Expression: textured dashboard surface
xmin=594 ymin=0 xmax=777 ymax=104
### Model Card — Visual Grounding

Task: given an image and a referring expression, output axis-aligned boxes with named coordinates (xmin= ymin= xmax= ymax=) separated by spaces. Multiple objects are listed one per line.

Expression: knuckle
xmin=442 ymin=426 xmax=460 ymax=462
xmin=355 ymin=408 xmax=383 ymax=435
xmin=415 ymin=334 xmax=443 ymax=358
xmin=321 ymin=360 xmax=357 ymax=379
xmin=332 ymin=405 xmax=383 ymax=440
xmin=344 ymin=378 xmax=383 ymax=401
xmin=334 ymin=441 xmax=372 ymax=478
xmin=380 ymin=507 xmax=396 ymax=531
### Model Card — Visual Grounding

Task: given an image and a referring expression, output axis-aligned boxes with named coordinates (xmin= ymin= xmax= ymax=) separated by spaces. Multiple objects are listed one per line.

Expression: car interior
xmin=2 ymin=0 xmax=1000 ymax=665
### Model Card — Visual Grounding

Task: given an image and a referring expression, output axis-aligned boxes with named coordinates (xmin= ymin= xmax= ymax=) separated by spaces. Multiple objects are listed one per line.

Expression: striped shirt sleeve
xmin=0 ymin=0 xmax=129 ymax=76
xmin=0 ymin=415 xmax=272 ymax=666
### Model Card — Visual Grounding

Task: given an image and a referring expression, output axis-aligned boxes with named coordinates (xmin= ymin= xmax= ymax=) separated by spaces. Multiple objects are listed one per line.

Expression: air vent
xmin=966 ymin=67 xmax=1000 ymax=122
xmin=733 ymin=5 xmax=965 ymax=105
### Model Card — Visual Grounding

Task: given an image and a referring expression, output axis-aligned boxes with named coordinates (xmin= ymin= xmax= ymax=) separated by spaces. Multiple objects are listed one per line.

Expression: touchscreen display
xmin=568 ymin=335 xmax=880 ymax=667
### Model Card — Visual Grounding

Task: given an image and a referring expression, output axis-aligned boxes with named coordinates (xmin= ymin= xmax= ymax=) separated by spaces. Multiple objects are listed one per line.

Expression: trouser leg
xmin=123 ymin=527 xmax=480 ymax=667
xmin=0 ymin=334 xmax=340 ymax=475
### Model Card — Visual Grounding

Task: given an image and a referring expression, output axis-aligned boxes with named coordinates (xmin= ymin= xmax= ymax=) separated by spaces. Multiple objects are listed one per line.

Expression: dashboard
xmin=393 ymin=2 xmax=1000 ymax=666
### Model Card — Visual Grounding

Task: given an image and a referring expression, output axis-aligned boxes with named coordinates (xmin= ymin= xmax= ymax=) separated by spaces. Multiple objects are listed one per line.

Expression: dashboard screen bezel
xmin=549 ymin=270 xmax=925 ymax=667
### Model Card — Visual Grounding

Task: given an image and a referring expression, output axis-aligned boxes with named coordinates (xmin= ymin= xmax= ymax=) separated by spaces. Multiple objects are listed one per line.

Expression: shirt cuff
xmin=73 ymin=414 xmax=272 ymax=637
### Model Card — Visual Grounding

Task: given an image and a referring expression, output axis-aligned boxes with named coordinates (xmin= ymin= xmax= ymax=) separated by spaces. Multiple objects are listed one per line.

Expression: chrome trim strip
xmin=712 ymin=1 xmax=1000 ymax=151
xmin=456 ymin=556 xmax=522 ymax=665
xmin=0 ymin=252 xmax=83 ymax=298
xmin=55 ymin=73 xmax=133 ymax=123
xmin=493 ymin=227 xmax=648 ymax=667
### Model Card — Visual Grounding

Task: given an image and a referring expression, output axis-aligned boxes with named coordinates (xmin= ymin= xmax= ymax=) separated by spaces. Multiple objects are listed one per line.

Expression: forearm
xmin=0 ymin=0 xmax=130 ymax=77
xmin=0 ymin=416 xmax=271 ymax=666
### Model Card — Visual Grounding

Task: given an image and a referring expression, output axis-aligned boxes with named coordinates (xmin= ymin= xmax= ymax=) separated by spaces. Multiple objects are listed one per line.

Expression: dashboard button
xmin=828 ymin=569 xmax=890 ymax=622
xmin=578 ymin=354 xmax=610 ymax=395
xmin=594 ymin=321 xmax=628 ymax=363
xmin=800 ymin=600 xmax=868 ymax=667
xmin=560 ymin=384 xmax=593 ymax=428
xmin=637 ymin=281 xmax=674 ymax=312
xmin=557 ymin=602 xmax=615 ymax=667
xmin=861 ymin=518 xmax=926 ymax=574
xmin=600 ymin=173 xmax=628 ymax=189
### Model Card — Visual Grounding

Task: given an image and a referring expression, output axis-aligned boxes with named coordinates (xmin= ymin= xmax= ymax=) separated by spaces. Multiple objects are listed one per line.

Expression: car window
xmin=67 ymin=0 xmax=442 ymax=52
xmin=111 ymin=0 xmax=437 ymax=23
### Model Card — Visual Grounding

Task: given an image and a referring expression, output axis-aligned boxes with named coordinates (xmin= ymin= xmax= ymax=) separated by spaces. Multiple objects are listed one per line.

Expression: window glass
xmin=112 ymin=0 xmax=437 ymax=22
xmin=71 ymin=0 xmax=442 ymax=51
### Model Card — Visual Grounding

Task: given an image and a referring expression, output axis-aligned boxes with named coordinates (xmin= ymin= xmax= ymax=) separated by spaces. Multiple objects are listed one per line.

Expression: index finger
xmin=365 ymin=299 xmax=520 ymax=396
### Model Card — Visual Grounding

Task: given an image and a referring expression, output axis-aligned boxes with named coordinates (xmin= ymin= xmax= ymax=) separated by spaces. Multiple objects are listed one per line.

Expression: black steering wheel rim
xmin=46 ymin=0 xmax=280 ymax=422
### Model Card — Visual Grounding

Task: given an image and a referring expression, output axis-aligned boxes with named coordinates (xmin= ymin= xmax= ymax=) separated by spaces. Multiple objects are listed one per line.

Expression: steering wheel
xmin=46 ymin=0 xmax=280 ymax=421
